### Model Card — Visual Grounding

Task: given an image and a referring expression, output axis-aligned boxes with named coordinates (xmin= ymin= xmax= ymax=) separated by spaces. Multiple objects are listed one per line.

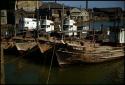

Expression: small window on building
xmin=70 ymin=26 xmax=73 ymax=28
xmin=47 ymin=25 xmax=50 ymax=28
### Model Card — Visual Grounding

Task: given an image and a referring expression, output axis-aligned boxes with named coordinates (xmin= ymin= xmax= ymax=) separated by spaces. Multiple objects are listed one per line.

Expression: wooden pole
xmin=61 ymin=3 xmax=64 ymax=40
xmin=36 ymin=1 xmax=39 ymax=38
xmin=86 ymin=0 xmax=88 ymax=9
xmin=1 ymin=45 xmax=5 ymax=84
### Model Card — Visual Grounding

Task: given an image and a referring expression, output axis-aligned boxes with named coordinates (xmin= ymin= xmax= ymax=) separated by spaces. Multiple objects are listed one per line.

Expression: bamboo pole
xmin=1 ymin=45 xmax=5 ymax=84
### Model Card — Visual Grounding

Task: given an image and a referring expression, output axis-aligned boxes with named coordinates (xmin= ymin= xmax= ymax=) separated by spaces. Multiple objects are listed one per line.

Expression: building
xmin=1 ymin=10 xmax=7 ymax=25
xmin=19 ymin=18 xmax=40 ymax=31
xmin=15 ymin=9 xmax=36 ymax=25
xmin=70 ymin=8 xmax=81 ymax=20
xmin=39 ymin=2 xmax=70 ymax=21
xmin=79 ymin=9 xmax=89 ymax=21
xmin=40 ymin=19 xmax=54 ymax=33
xmin=1 ymin=0 xmax=16 ymax=37
xmin=63 ymin=18 xmax=77 ymax=36
xmin=70 ymin=8 xmax=90 ymax=21
xmin=39 ymin=2 xmax=71 ymax=31
xmin=15 ymin=1 xmax=42 ymax=25
xmin=1 ymin=0 xmax=15 ymax=25
xmin=109 ymin=27 xmax=125 ymax=44
xmin=119 ymin=28 xmax=125 ymax=44
xmin=15 ymin=1 xmax=42 ymax=12
xmin=14 ymin=1 xmax=43 ymax=33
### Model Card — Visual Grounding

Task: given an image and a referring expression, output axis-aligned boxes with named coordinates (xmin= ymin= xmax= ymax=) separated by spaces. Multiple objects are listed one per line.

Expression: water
xmin=85 ymin=19 xmax=125 ymax=30
xmin=4 ymin=54 xmax=124 ymax=84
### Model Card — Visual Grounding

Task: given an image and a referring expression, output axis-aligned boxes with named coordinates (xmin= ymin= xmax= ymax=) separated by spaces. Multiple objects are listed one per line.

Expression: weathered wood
xmin=1 ymin=45 xmax=5 ymax=84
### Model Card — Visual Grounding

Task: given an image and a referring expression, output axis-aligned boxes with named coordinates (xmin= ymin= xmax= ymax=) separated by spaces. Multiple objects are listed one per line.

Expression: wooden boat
xmin=2 ymin=41 xmax=18 ymax=55
xmin=2 ymin=35 xmax=37 ymax=55
xmin=55 ymin=41 xmax=124 ymax=66
xmin=29 ymin=42 xmax=53 ymax=54
xmin=14 ymin=41 xmax=37 ymax=55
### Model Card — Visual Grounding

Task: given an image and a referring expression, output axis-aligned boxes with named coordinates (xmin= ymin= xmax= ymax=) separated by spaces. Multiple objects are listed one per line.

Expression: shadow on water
xmin=21 ymin=48 xmax=59 ymax=67
xmin=4 ymin=52 xmax=124 ymax=84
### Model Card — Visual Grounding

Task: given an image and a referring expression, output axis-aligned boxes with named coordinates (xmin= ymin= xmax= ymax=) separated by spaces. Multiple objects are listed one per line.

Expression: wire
xmin=46 ymin=42 xmax=56 ymax=85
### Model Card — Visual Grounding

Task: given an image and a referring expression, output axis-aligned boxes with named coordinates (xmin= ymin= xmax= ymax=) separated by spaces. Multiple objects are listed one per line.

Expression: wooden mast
xmin=86 ymin=0 xmax=88 ymax=9
xmin=36 ymin=1 xmax=39 ymax=38
xmin=14 ymin=0 xmax=17 ymax=37
xmin=61 ymin=3 xmax=64 ymax=40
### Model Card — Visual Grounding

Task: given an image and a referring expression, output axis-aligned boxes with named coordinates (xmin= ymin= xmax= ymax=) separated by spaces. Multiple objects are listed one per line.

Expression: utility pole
xmin=14 ymin=1 xmax=17 ymax=37
xmin=86 ymin=0 xmax=88 ymax=9
xmin=61 ymin=3 xmax=64 ymax=40
xmin=55 ymin=0 xmax=57 ymax=3
xmin=36 ymin=1 xmax=39 ymax=39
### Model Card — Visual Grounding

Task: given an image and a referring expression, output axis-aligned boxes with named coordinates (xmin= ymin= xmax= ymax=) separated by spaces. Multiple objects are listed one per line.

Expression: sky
xmin=43 ymin=1 xmax=125 ymax=10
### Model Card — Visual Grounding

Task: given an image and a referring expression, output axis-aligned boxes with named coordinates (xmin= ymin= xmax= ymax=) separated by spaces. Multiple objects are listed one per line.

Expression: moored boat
xmin=56 ymin=41 xmax=124 ymax=66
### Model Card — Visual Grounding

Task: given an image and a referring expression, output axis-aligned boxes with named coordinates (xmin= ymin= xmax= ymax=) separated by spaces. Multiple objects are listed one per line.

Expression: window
xmin=63 ymin=25 xmax=68 ymax=30
xmin=1 ymin=10 xmax=6 ymax=16
xmin=47 ymin=25 xmax=50 ymax=28
xmin=41 ymin=25 xmax=46 ymax=28
xmin=70 ymin=26 xmax=73 ymax=28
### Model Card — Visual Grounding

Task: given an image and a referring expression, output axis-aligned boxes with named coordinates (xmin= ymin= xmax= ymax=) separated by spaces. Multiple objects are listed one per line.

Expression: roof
xmin=70 ymin=8 xmax=81 ymax=13
xmin=79 ymin=10 xmax=89 ymax=16
xmin=15 ymin=9 xmax=35 ymax=14
xmin=15 ymin=1 xmax=42 ymax=12
xmin=40 ymin=2 xmax=70 ymax=9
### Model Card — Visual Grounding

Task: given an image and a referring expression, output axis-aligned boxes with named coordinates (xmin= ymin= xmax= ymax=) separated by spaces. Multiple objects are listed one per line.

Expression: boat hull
xmin=56 ymin=48 xmax=124 ymax=66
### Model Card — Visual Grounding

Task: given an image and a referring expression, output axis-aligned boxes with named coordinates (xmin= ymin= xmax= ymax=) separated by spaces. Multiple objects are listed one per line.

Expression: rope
xmin=46 ymin=42 xmax=56 ymax=85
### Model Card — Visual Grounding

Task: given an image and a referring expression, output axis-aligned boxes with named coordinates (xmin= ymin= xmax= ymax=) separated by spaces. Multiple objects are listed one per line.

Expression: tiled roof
xmin=40 ymin=2 xmax=70 ymax=9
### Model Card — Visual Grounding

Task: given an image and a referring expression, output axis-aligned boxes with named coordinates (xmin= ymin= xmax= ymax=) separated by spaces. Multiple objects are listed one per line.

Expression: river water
xmin=4 ymin=53 xmax=124 ymax=84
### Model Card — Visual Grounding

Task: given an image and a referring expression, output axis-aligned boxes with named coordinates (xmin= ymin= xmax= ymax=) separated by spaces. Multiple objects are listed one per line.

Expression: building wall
xmin=1 ymin=10 xmax=7 ymax=25
xmin=15 ymin=1 xmax=42 ymax=11
xmin=119 ymin=29 xmax=125 ymax=43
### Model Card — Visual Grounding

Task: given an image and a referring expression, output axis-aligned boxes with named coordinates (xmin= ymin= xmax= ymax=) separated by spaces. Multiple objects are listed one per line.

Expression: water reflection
xmin=4 ymin=54 xmax=124 ymax=84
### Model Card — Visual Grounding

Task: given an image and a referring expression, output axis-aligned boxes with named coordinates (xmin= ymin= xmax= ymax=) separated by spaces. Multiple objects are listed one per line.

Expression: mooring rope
xmin=46 ymin=42 xmax=56 ymax=85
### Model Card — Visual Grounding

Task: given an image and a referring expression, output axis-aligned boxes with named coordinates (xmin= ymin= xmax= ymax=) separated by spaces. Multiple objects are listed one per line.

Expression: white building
xmin=119 ymin=28 xmax=125 ymax=44
xmin=63 ymin=18 xmax=77 ymax=36
xmin=19 ymin=18 xmax=40 ymax=31
xmin=40 ymin=19 xmax=54 ymax=33
xmin=109 ymin=28 xmax=125 ymax=44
